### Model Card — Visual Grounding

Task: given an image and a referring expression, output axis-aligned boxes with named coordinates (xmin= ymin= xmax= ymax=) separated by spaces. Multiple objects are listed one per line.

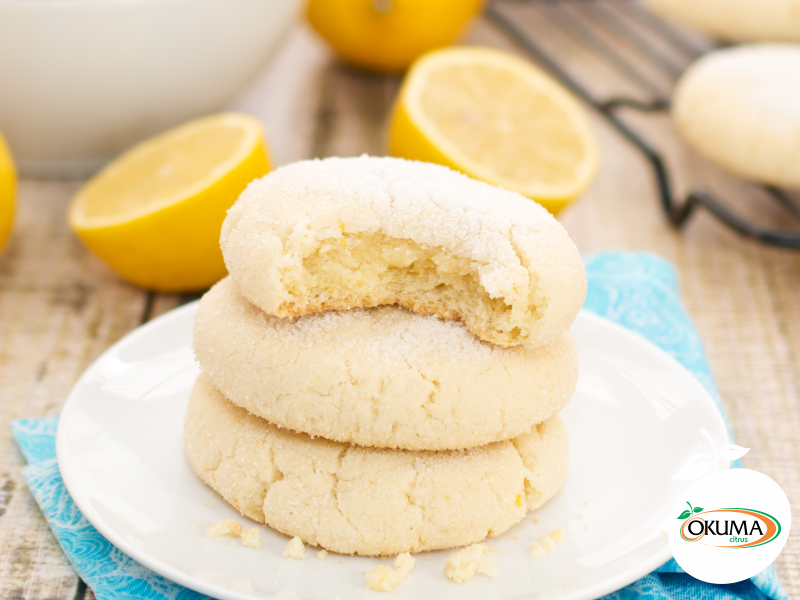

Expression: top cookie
xmin=221 ymin=156 xmax=586 ymax=347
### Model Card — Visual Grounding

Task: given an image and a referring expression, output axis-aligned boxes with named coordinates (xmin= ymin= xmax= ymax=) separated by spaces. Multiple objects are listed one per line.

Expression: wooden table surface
xmin=2 ymin=4 xmax=799 ymax=598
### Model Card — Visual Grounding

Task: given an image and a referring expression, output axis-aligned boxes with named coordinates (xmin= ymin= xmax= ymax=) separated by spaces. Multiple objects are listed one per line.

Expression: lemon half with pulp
xmin=390 ymin=46 xmax=600 ymax=213
xmin=69 ymin=113 xmax=270 ymax=292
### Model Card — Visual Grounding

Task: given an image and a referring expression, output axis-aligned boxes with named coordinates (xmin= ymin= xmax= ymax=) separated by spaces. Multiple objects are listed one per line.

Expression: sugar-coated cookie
xmin=184 ymin=373 xmax=569 ymax=557
xmin=673 ymin=44 xmax=800 ymax=190
xmin=220 ymin=156 xmax=586 ymax=348
xmin=194 ymin=277 xmax=578 ymax=451
xmin=646 ymin=0 xmax=800 ymax=43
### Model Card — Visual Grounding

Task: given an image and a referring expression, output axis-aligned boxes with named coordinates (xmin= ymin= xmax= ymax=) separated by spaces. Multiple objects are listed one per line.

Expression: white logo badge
xmin=669 ymin=469 xmax=791 ymax=584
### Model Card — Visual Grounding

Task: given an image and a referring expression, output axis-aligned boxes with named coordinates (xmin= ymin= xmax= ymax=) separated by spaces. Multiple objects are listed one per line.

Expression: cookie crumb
xmin=533 ymin=518 xmax=539 ymax=524
xmin=365 ymin=552 xmax=415 ymax=592
xmin=317 ymin=550 xmax=328 ymax=559
xmin=241 ymin=528 xmax=261 ymax=549
xmin=530 ymin=541 xmax=547 ymax=558
xmin=576 ymin=514 xmax=584 ymax=520
xmin=530 ymin=529 xmax=565 ymax=558
xmin=206 ymin=519 xmax=242 ymax=539
xmin=539 ymin=534 xmax=557 ymax=553
xmin=550 ymin=528 xmax=566 ymax=543
xmin=283 ymin=536 xmax=306 ymax=559
xmin=444 ymin=544 xmax=501 ymax=584
xmin=201 ymin=499 xmax=214 ymax=507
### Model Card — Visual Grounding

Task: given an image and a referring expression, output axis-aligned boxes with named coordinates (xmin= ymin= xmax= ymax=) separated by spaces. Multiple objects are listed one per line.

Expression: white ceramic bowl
xmin=0 ymin=0 xmax=301 ymax=178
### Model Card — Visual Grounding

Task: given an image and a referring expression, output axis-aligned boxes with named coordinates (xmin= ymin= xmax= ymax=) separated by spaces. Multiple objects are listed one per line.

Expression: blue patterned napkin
xmin=11 ymin=251 xmax=789 ymax=600
xmin=581 ymin=253 xmax=788 ymax=600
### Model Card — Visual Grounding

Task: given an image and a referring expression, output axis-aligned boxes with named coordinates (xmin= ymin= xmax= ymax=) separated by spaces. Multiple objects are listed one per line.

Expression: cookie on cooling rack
xmin=646 ymin=0 xmax=800 ymax=43
xmin=673 ymin=44 xmax=800 ymax=190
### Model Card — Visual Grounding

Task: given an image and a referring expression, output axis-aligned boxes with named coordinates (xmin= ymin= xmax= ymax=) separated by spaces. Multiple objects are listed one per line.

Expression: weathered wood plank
xmin=0 ymin=180 xmax=146 ymax=598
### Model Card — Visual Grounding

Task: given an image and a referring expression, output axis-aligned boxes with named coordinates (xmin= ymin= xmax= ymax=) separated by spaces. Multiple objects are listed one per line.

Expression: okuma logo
xmin=668 ymin=469 xmax=791 ymax=584
xmin=677 ymin=502 xmax=781 ymax=549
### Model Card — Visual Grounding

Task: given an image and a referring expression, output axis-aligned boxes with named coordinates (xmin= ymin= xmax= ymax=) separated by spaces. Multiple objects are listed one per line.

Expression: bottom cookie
xmin=184 ymin=372 xmax=569 ymax=556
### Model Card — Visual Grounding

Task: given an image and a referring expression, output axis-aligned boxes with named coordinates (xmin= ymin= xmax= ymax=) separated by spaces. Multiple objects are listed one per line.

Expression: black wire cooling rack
xmin=486 ymin=0 xmax=800 ymax=249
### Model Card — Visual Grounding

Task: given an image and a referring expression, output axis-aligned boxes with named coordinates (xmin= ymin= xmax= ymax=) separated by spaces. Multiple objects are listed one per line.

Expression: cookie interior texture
xmin=194 ymin=277 xmax=579 ymax=451
xmin=185 ymin=372 xmax=570 ymax=557
xmin=220 ymin=156 xmax=586 ymax=348
xmin=286 ymin=231 xmax=536 ymax=344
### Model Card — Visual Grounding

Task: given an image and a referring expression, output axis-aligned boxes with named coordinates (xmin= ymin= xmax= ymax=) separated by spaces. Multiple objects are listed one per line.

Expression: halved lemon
xmin=69 ymin=113 xmax=270 ymax=292
xmin=0 ymin=130 xmax=15 ymax=255
xmin=389 ymin=46 xmax=600 ymax=213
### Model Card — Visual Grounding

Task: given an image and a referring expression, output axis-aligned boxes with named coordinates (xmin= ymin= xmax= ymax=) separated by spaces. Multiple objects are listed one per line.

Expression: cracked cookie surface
xmin=184 ymin=373 xmax=569 ymax=556
xmin=220 ymin=156 xmax=586 ymax=348
xmin=194 ymin=277 xmax=578 ymax=451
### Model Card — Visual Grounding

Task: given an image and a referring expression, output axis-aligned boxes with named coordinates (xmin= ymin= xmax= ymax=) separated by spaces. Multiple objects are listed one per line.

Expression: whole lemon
xmin=0 ymin=131 xmax=15 ymax=255
xmin=307 ymin=0 xmax=485 ymax=73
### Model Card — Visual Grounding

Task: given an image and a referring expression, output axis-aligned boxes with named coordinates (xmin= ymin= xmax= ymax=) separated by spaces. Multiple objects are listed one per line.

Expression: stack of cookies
xmin=184 ymin=156 xmax=586 ymax=557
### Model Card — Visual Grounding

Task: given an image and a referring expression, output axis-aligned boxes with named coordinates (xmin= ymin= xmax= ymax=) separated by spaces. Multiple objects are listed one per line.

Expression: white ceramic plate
xmin=57 ymin=305 xmax=730 ymax=600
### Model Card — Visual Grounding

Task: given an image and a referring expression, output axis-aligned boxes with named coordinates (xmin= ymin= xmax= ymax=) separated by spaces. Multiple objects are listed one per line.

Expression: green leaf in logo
xmin=678 ymin=510 xmax=691 ymax=519
xmin=693 ymin=507 xmax=704 ymax=513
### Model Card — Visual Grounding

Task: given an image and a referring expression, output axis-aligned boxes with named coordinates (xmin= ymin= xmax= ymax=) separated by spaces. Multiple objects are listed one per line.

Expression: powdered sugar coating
xmin=220 ymin=156 xmax=586 ymax=347
xmin=264 ymin=295 xmax=493 ymax=365
xmin=194 ymin=278 xmax=578 ymax=450
xmin=184 ymin=373 xmax=570 ymax=556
